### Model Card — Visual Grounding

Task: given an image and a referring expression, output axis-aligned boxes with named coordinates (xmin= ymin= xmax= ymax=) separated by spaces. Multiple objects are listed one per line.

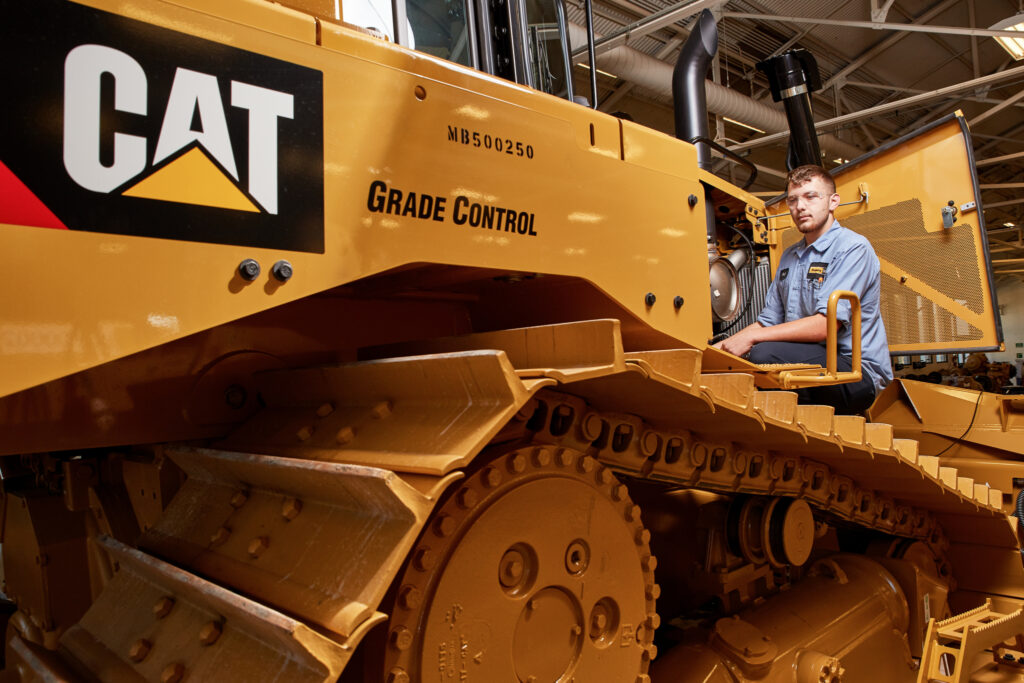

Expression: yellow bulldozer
xmin=1 ymin=0 xmax=1022 ymax=681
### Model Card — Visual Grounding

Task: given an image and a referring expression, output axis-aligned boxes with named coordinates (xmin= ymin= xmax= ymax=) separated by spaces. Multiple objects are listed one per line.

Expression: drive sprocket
xmin=382 ymin=445 xmax=658 ymax=682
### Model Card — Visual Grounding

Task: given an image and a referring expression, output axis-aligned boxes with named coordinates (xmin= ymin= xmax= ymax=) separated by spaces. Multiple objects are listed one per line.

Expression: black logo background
xmin=3 ymin=0 xmax=324 ymax=252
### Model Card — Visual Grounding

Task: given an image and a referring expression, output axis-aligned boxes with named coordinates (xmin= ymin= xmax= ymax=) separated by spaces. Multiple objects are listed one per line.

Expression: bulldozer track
xmin=29 ymin=319 xmax=1016 ymax=682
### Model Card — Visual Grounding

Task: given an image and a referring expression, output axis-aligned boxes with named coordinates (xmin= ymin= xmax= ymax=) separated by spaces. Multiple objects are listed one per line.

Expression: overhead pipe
xmin=566 ymin=23 xmax=864 ymax=161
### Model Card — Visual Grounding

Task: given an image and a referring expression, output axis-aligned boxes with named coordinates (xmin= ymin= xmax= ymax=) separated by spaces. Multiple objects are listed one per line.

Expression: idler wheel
xmin=383 ymin=446 xmax=657 ymax=682
xmin=764 ymin=497 xmax=815 ymax=568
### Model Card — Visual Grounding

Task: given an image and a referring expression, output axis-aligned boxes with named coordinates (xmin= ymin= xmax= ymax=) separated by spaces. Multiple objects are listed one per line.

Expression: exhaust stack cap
xmin=756 ymin=50 xmax=824 ymax=170
xmin=756 ymin=50 xmax=821 ymax=103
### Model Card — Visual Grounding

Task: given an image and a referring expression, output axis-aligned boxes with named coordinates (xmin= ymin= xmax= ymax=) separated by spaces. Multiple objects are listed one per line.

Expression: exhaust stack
xmin=673 ymin=9 xmax=718 ymax=170
xmin=672 ymin=10 xmax=744 ymax=323
xmin=756 ymin=50 xmax=823 ymax=169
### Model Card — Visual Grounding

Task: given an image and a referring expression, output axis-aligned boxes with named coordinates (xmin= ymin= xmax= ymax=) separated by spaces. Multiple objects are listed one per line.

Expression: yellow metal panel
xmin=766 ymin=114 xmax=1002 ymax=355
xmin=2 ymin=0 xmax=715 ymax=399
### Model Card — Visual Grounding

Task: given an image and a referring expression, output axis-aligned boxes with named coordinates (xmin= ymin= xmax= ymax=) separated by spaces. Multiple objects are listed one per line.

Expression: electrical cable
xmin=931 ymin=388 xmax=984 ymax=459
xmin=716 ymin=222 xmax=757 ymax=336
xmin=1016 ymin=489 xmax=1024 ymax=559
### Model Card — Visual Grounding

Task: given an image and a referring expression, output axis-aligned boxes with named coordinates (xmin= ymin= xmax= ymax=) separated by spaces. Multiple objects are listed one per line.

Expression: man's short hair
xmin=786 ymin=165 xmax=836 ymax=195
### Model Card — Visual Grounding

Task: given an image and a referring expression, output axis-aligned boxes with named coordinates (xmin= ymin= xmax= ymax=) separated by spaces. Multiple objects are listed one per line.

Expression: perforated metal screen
xmin=776 ymin=199 xmax=988 ymax=350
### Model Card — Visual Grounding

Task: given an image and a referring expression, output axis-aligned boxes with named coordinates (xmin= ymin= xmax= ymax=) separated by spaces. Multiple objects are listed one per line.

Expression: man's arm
xmin=713 ymin=314 xmax=827 ymax=357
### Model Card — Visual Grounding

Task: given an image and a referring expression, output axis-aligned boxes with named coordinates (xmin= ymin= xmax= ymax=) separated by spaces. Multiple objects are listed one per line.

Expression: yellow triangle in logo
xmin=122 ymin=147 xmax=260 ymax=212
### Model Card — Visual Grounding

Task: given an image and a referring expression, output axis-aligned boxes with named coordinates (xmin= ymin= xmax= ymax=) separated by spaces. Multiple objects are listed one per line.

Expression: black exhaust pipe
xmin=756 ymin=50 xmax=823 ymax=169
xmin=673 ymin=9 xmax=718 ymax=170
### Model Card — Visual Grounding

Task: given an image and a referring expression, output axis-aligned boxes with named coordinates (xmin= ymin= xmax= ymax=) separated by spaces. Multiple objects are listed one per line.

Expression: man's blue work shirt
xmin=757 ymin=220 xmax=893 ymax=393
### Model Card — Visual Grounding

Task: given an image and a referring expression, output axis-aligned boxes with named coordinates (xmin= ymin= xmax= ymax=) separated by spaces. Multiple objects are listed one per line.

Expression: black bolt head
xmin=673 ymin=296 xmax=684 ymax=309
xmin=224 ymin=384 xmax=248 ymax=410
xmin=238 ymin=259 xmax=260 ymax=281
xmin=272 ymin=260 xmax=294 ymax=282
xmin=687 ymin=194 xmax=698 ymax=208
xmin=645 ymin=292 xmax=656 ymax=306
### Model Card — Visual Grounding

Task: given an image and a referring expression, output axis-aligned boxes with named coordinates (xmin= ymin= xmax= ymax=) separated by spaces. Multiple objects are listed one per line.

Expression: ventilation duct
xmin=567 ymin=23 xmax=864 ymax=162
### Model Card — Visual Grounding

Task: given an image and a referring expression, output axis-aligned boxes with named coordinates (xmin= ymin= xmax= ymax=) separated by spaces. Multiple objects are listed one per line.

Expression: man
xmin=714 ymin=165 xmax=892 ymax=414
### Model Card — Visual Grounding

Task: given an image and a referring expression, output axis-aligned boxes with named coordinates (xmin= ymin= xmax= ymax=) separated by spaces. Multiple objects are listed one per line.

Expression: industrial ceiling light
xmin=577 ymin=63 xmax=618 ymax=79
xmin=991 ymin=5 xmax=1024 ymax=60
xmin=722 ymin=116 xmax=765 ymax=133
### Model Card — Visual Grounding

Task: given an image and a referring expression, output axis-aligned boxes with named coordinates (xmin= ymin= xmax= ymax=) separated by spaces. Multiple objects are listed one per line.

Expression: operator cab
xmin=341 ymin=0 xmax=575 ymax=99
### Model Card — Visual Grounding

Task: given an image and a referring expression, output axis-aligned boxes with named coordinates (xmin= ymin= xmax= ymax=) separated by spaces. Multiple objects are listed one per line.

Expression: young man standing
xmin=713 ymin=165 xmax=892 ymax=414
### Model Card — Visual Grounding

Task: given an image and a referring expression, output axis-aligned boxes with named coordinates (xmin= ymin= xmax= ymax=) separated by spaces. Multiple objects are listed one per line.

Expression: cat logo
xmin=64 ymin=46 xmax=294 ymax=215
xmin=2 ymin=0 xmax=324 ymax=252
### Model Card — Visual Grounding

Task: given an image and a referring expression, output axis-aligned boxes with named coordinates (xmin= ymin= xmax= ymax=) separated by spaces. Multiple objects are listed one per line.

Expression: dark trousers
xmin=748 ymin=341 xmax=877 ymax=415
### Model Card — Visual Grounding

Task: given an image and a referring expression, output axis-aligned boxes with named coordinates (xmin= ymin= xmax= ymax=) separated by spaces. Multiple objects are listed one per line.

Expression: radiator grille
xmin=733 ymin=256 xmax=771 ymax=331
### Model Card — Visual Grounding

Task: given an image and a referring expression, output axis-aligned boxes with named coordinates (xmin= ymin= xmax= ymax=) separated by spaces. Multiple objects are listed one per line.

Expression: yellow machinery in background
xmin=0 ymin=1 xmax=1021 ymax=681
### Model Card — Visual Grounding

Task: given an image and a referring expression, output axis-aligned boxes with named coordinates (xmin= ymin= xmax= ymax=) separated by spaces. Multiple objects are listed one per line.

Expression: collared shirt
xmin=757 ymin=220 xmax=893 ymax=393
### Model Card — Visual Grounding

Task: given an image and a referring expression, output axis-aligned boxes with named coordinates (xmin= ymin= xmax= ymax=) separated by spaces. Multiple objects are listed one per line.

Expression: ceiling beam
xmin=977 ymin=151 xmax=1024 ymax=167
xmin=728 ymin=63 xmax=1024 ymax=153
xmin=843 ymin=80 xmax=1024 ymax=108
xmin=583 ymin=0 xmax=725 ymax=57
xmin=984 ymin=197 xmax=1024 ymax=209
xmin=972 ymin=88 xmax=1024 ymax=127
xmin=982 ymin=183 xmax=1024 ymax=190
xmin=818 ymin=0 xmax=959 ymax=91
xmin=720 ymin=12 xmax=1024 ymax=40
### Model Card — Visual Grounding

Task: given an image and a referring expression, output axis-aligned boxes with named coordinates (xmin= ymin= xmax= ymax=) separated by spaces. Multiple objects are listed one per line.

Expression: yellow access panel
xmin=765 ymin=113 xmax=1003 ymax=356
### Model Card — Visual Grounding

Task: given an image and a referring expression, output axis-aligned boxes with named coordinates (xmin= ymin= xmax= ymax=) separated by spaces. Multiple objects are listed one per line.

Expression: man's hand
xmin=713 ymin=324 xmax=761 ymax=357
xmin=712 ymin=315 xmax=828 ymax=358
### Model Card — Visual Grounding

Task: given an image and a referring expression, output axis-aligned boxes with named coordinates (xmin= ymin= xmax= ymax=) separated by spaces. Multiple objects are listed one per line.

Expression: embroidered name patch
xmin=807 ymin=262 xmax=828 ymax=284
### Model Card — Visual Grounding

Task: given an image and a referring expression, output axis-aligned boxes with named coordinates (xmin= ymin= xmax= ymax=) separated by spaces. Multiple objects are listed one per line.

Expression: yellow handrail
xmin=778 ymin=290 xmax=862 ymax=388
